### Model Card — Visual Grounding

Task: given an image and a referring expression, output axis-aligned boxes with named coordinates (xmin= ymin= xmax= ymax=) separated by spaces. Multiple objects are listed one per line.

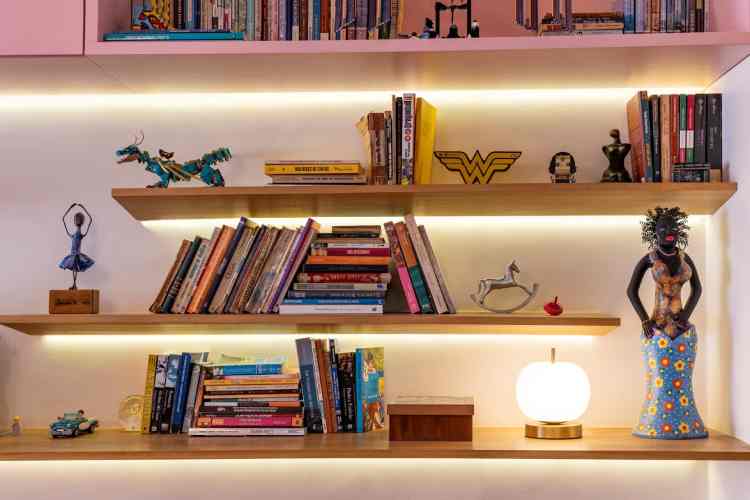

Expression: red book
xmin=670 ymin=95 xmax=680 ymax=167
xmin=384 ymin=222 xmax=420 ymax=314
xmin=296 ymin=272 xmax=390 ymax=283
xmin=687 ymin=94 xmax=695 ymax=163
xmin=626 ymin=92 xmax=647 ymax=182
xmin=311 ymin=247 xmax=391 ymax=257
xmin=196 ymin=414 xmax=304 ymax=428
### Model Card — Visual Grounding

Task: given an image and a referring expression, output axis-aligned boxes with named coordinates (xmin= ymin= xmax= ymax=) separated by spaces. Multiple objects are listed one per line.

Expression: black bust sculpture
xmin=601 ymin=129 xmax=633 ymax=183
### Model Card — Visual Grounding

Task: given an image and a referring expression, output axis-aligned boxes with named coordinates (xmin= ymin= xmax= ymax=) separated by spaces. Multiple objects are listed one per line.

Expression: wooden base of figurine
xmin=49 ymin=289 xmax=100 ymax=314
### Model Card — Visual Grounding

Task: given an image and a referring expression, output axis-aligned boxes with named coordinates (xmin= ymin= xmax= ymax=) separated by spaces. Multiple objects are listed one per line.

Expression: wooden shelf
xmin=0 ymin=313 xmax=619 ymax=336
xmin=112 ymin=183 xmax=737 ymax=220
xmin=2 ymin=428 xmax=749 ymax=461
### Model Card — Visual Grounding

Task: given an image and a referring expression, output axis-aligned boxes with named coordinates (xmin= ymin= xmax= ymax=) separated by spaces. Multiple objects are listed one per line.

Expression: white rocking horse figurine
xmin=470 ymin=260 xmax=540 ymax=313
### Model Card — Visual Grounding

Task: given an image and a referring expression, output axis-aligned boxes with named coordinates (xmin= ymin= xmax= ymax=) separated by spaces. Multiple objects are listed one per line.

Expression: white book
xmin=172 ymin=237 xmax=210 ymax=313
xmin=279 ymin=304 xmax=384 ymax=314
xmin=404 ymin=215 xmax=448 ymax=313
xmin=188 ymin=427 xmax=306 ymax=437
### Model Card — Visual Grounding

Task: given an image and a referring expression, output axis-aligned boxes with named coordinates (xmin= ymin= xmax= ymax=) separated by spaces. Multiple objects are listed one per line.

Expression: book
xmin=182 ymin=363 xmax=205 ymax=433
xmin=418 ymin=224 xmax=456 ymax=314
xmin=401 ymin=93 xmax=416 ymax=184
xmin=161 ymin=237 xmax=201 ymax=313
xmin=316 ymin=339 xmax=336 ymax=432
xmin=283 ymin=298 xmax=384 ymax=305
xmin=311 ymin=247 xmax=390 ymax=256
xmin=316 ymin=237 xmax=386 ymax=244
xmin=228 ymin=226 xmax=278 ymax=314
xmin=306 ymin=256 xmax=391 ymax=266
xmin=670 ymin=95 xmax=680 ymax=167
xmin=660 ymin=95 xmax=672 ymax=183
xmin=264 ymin=162 xmax=362 ymax=175
xmin=150 ymin=240 xmax=190 ymax=313
xmin=707 ymin=94 xmax=722 ymax=169
xmin=279 ymin=304 xmax=384 ymax=313
xmin=394 ymin=222 xmax=433 ymax=313
xmin=187 ymin=226 xmax=233 ymax=313
xmin=384 ymin=221 xmax=419 ymax=314
xmin=172 ymin=235 xmax=212 ymax=313
xmin=355 ymin=347 xmax=385 ymax=433
xmin=150 ymin=355 xmax=168 ymax=433
xmin=189 ymin=427 xmax=306 ymax=436
xmin=287 ymin=290 xmax=386 ymax=299
xmin=104 ymin=31 xmax=245 ymax=41
xmin=196 ymin=415 xmax=304 ymax=427
xmin=337 ymin=351 xmax=356 ymax=431
xmin=200 ymin=219 xmax=246 ymax=313
xmin=293 ymin=281 xmax=389 ymax=290
xmin=310 ymin=339 xmax=328 ymax=433
xmin=649 ymin=95 xmax=661 ymax=182
xmin=160 ymin=354 xmax=181 ymax=433
xmin=271 ymin=219 xmax=320 ymax=312
xmin=209 ymin=224 xmax=259 ymax=313
xmin=405 ymin=215 xmax=447 ymax=313
xmin=626 ymin=92 xmax=648 ymax=182
xmin=303 ymin=264 xmax=389 ymax=273
xmin=200 ymin=406 xmax=303 ymax=415
xmin=259 ymin=227 xmax=302 ymax=313
xmin=140 ymin=354 xmax=158 ymax=434
xmin=311 ymin=242 xmax=387 ymax=249
xmin=414 ymin=97 xmax=437 ymax=185
xmin=295 ymin=338 xmax=325 ymax=433
xmin=244 ymin=227 xmax=295 ymax=313
xmin=208 ymin=362 xmax=284 ymax=377
xmin=328 ymin=339 xmax=343 ymax=432
xmin=694 ymin=94 xmax=707 ymax=164
xmin=170 ymin=352 xmax=193 ymax=433
xmin=686 ymin=94 xmax=695 ymax=163
xmin=679 ymin=94 xmax=687 ymax=163
xmin=332 ymin=225 xmax=381 ymax=235
xmin=269 ymin=174 xmax=367 ymax=184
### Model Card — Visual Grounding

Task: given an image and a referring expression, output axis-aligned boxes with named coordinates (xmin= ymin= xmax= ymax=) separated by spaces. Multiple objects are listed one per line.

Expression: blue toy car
xmin=49 ymin=410 xmax=98 ymax=438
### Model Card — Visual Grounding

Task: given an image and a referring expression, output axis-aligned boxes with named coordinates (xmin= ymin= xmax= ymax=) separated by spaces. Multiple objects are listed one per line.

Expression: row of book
xmin=624 ymin=0 xmax=710 ymax=33
xmin=627 ymin=91 xmax=722 ymax=183
xmin=280 ymin=225 xmax=390 ymax=314
xmin=120 ymin=0 xmax=405 ymax=41
xmin=296 ymin=339 xmax=384 ymax=433
xmin=539 ymin=12 xmax=627 ymax=36
xmin=358 ymin=93 xmax=437 ymax=185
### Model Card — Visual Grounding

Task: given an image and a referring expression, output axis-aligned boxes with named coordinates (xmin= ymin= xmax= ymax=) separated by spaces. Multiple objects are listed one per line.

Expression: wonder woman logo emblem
xmin=434 ymin=151 xmax=522 ymax=184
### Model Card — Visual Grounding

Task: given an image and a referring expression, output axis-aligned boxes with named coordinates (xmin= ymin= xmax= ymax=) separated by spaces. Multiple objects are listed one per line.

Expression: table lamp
xmin=516 ymin=348 xmax=590 ymax=439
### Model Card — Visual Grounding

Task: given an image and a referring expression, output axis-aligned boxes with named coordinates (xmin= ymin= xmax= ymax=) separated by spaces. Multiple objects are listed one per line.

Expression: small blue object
xmin=49 ymin=411 xmax=99 ymax=438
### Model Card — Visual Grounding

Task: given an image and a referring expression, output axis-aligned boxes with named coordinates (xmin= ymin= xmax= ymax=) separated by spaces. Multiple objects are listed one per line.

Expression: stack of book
xmin=627 ymin=91 xmax=722 ymax=183
xmin=264 ymin=160 xmax=366 ymax=185
xmin=385 ymin=215 xmax=455 ymax=314
xmin=296 ymin=338 xmax=384 ymax=433
xmin=539 ymin=12 xmax=624 ymax=36
xmin=189 ymin=360 xmax=305 ymax=437
xmin=150 ymin=217 xmax=320 ymax=314
xmin=108 ymin=0 xmax=405 ymax=41
xmin=358 ymin=93 xmax=438 ymax=185
xmin=280 ymin=225 xmax=390 ymax=314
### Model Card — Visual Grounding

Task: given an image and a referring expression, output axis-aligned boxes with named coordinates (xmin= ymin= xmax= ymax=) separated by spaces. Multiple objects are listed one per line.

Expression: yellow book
xmin=264 ymin=163 xmax=362 ymax=175
xmin=140 ymin=354 xmax=157 ymax=434
xmin=414 ymin=97 xmax=437 ymax=185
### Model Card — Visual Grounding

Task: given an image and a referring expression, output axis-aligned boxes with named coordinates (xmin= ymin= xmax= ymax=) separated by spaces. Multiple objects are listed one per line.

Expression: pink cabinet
xmin=0 ymin=1 xmax=84 ymax=56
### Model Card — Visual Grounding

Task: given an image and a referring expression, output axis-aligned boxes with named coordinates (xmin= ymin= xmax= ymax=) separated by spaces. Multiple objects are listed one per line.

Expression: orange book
xmin=305 ymin=256 xmax=391 ymax=266
xmin=187 ymin=226 xmax=235 ymax=313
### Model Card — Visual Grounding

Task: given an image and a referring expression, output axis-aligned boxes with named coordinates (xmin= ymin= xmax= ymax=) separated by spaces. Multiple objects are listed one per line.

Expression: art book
xmin=354 ymin=347 xmax=385 ymax=433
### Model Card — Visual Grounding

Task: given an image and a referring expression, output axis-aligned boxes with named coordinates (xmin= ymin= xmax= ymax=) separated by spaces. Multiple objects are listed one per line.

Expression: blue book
xmin=328 ymin=339 xmax=343 ymax=432
xmin=170 ymin=352 xmax=193 ymax=433
xmin=295 ymin=338 xmax=324 ymax=433
xmin=624 ymin=0 xmax=635 ymax=33
xmin=355 ymin=347 xmax=384 ymax=433
xmin=282 ymin=298 xmax=384 ymax=305
xmin=286 ymin=0 xmax=294 ymax=41
xmin=247 ymin=0 xmax=255 ymax=39
xmin=313 ymin=0 xmax=321 ymax=40
xmin=209 ymin=363 xmax=284 ymax=376
xmin=103 ymin=31 xmax=245 ymax=41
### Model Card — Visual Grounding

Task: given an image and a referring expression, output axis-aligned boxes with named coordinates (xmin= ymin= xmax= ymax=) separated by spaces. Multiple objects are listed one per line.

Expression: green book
xmin=679 ymin=95 xmax=687 ymax=163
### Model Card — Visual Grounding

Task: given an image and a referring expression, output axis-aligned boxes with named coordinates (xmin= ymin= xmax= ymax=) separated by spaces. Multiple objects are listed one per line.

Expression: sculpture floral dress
xmin=633 ymin=250 xmax=708 ymax=440
xmin=59 ymin=230 xmax=95 ymax=273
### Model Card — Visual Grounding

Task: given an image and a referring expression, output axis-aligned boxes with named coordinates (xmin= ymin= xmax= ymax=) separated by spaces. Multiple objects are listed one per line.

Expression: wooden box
xmin=388 ymin=396 xmax=474 ymax=442
xmin=49 ymin=289 xmax=100 ymax=314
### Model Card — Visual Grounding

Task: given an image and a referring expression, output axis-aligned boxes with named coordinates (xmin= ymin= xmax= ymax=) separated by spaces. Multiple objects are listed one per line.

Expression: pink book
xmin=384 ymin=222 xmax=420 ymax=314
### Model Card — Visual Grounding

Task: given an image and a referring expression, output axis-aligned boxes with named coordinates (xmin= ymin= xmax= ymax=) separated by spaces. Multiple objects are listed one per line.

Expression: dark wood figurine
xmin=601 ymin=129 xmax=633 ymax=182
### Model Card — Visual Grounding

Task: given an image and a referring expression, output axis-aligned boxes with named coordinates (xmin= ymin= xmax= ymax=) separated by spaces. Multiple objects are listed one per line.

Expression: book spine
xmin=311 ymin=248 xmax=390 ymax=256
xmin=660 ymin=95 xmax=672 ymax=184
xmin=367 ymin=0 xmax=376 ymax=37
xmin=329 ymin=339 xmax=344 ymax=432
xmin=246 ymin=0 xmax=254 ymax=38
xmin=196 ymin=415 xmax=303 ymax=427
xmin=626 ymin=93 xmax=646 ymax=182
xmin=640 ymin=91 xmax=654 ymax=182
xmin=401 ymin=93 xmax=416 ymax=184
xmin=394 ymin=222 xmax=433 ymax=313
xmin=161 ymin=237 xmax=200 ymax=313
xmin=334 ymin=0 xmax=343 ymax=39
xmin=670 ymin=95 xmax=680 ymax=167
xmin=306 ymin=256 xmax=390 ymax=265
xmin=418 ymin=225 xmax=456 ymax=314
xmin=224 ymin=226 xmax=266 ymax=313
xmin=189 ymin=427 xmax=306 ymax=436
xmin=210 ymin=364 xmax=284 ymax=376
xmin=288 ymin=290 xmax=385 ymax=298
xmin=337 ymin=352 xmax=355 ymax=432
xmin=271 ymin=220 xmax=319 ymax=312
xmin=651 ymin=0 xmax=660 ymax=31
xmin=687 ymin=94 xmax=695 ymax=163
xmin=187 ymin=227 xmax=229 ymax=313
xmin=649 ymin=95 xmax=661 ymax=182
xmin=354 ymin=349 xmax=363 ymax=432
xmin=356 ymin=0 xmax=367 ymax=39
xmin=171 ymin=353 xmax=193 ymax=433
xmin=172 ymin=238 xmax=209 ymax=313
xmin=200 ymin=406 xmax=303 ymax=415
xmin=321 ymin=0 xmax=330 ymax=39
xmin=271 ymin=0 xmax=279 ymax=40
xmin=280 ymin=304 xmax=383 ymax=313
xmin=294 ymin=282 xmax=388 ymax=290
xmin=384 ymin=221 xmax=419 ymax=314
xmin=279 ymin=0 xmax=287 ymax=39
xmin=635 ymin=0 xmax=645 ymax=32
xmin=255 ymin=0 xmax=263 ymax=39
xmin=679 ymin=94 xmax=687 ymax=163
xmin=283 ymin=298 xmax=384 ymax=305
xmin=140 ymin=354 xmax=158 ymax=434
xmin=199 ymin=224 xmax=239 ymax=313
xmin=345 ymin=0 xmax=355 ymax=39
xmin=319 ymin=339 xmax=336 ymax=433
xmin=181 ymin=364 xmax=203 ymax=433
xmin=405 ymin=214 xmax=447 ymax=313
xmin=395 ymin=97 xmax=403 ymax=184
xmin=310 ymin=340 xmax=329 ymax=433
xmin=707 ymin=94 xmax=722 ymax=169
xmin=302 ymin=264 xmax=389 ymax=273
xmin=694 ymin=94 xmax=707 ymax=164
xmin=659 ymin=0 xmax=667 ymax=31
xmin=210 ymin=226 xmax=256 ymax=313
xmin=238 ymin=228 xmax=281 ymax=313
xmin=295 ymin=338 xmax=324 ymax=433
xmin=688 ymin=0 xmax=696 ymax=31
xmin=292 ymin=0 xmax=300 ymax=39
xmin=150 ymin=240 xmax=190 ymax=313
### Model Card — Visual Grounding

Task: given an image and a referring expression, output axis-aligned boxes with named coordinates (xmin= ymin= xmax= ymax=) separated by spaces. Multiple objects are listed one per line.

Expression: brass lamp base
xmin=525 ymin=422 xmax=582 ymax=439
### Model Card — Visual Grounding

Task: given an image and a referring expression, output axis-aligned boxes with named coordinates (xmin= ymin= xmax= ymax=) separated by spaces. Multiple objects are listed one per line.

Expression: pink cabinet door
xmin=0 ymin=0 xmax=84 ymax=56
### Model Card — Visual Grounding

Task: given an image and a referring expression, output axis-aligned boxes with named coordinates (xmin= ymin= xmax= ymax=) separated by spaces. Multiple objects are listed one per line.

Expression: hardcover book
xmin=355 ymin=347 xmax=385 ymax=433
xmin=150 ymin=240 xmax=190 ymax=313
xmin=414 ymin=97 xmax=437 ymax=185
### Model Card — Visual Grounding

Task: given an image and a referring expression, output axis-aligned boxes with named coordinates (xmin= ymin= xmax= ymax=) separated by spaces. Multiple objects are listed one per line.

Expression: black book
xmin=707 ymin=94 xmax=723 ymax=170
xmin=302 ymin=264 xmax=390 ymax=273
xmin=649 ymin=95 xmax=661 ymax=182
xmin=200 ymin=218 xmax=248 ymax=313
xmin=694 ymin=94 xmax=707 ymax=164
xmin=337 ymin=352 xmax=356 ymax=432
xmin=395 ymin=97 xmax=403 ymax=184
xmin=160 ymin=237 xmax=201 ymax=313
xmin=224 ymin=225 xmax=267 ymax=313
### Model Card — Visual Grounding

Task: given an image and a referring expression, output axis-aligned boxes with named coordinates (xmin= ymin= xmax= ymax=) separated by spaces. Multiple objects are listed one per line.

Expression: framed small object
xmin=672 ymin=164 xmax=711 ymax=183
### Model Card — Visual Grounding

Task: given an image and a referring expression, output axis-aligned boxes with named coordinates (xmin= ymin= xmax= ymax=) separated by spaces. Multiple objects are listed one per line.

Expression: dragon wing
xmin=161 ymin=160 xmax=192 ymax=181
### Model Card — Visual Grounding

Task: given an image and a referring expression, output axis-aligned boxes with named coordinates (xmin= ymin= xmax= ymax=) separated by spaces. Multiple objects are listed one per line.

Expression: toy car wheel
xmin=89 ymin=424 xmax=96 ymax=434
xmin=72 ymin=428 xmax=79 ymax=437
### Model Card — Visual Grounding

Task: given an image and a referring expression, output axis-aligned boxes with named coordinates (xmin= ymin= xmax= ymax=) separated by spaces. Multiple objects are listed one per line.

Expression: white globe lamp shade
xmin=516 ymin=348 xmax=590 ymax=438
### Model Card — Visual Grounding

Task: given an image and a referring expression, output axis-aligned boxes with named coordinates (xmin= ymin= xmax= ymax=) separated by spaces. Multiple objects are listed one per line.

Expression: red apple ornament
xmin=544 ymin=297 xmax=563 ymax=316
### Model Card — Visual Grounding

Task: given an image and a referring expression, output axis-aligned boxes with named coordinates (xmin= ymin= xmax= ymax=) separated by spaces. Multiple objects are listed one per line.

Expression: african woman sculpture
xmin=59 ymin=203 xmax=95 ymax=290
xmin=627 ymin=207 xmax=707 ymax=439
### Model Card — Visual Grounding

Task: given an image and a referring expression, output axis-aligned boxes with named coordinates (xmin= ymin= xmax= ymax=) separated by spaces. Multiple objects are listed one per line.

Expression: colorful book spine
xmin=140 ymin=354 xmax=158 ymax=434
xmin=337 ymin=352 xmax=355 ymax=431
xmin=306 ymin=256 xmax=390 ymax=266
xmin=200 ymin=221 xmax=242 ymax=313
xmin=264 ymin=163 xmax=362 ymax=174
xmin=640 ymin=91 xmax=654 ymax=182
xmin=318 ymin=339 xmax=336 ymax=433
xmin=356 ymin=0 xmax=367 ymax=39
xmin=296 ymin=338 xmax=324 ymax=433
xmin=660 ymin=95 xmax=672 ymax=184
xmin=283 ymin=298 xmax=384 ymax=305
xmin=418 ymin=225 xmax=456 ymax=314
xmin=384 ymin=221 xmax=419 ymax=314
xmin=172 ymin=237 xmax=210 ymax=313
xmin=649 ymin=95 xmax=661 ymax=182
xmin=161 ymin=237 xmax=201 ymax=313
xmin=270 ymin=219 xmax=319 ymax=311
xmin=171 ymin=353 xmax=193 ymax=433
xmin=401 ymin=93 xmax=416 ymax=184
xmin=688 ymin=0 xmax=696 ymax=31
xmin=279 ymin=304 xmax=383 ymax=314
xmin=694 ymin=94 xmax=707 ymax=164
xmin=293 ymin=282 xmax=388 ymax=290
xmin=414 ymin=97 xmax=437 ymax=185
xmin=659 ymin=0 xmax=667 ymax=31
xmin=687 ymin=94 xmax=695 ymax=163
xmin=189 ymin=427 xmax=306 ymax=436
xmin=279 ymin=0 xmax=288 ymax=39
xmin=394 ymin=222 xmax=433 ymax=313
xmin=670 ymin=94 xmax=680 ymax=167
xmin=186 ymin=226 xmax=230 ymax=313
xmin=310 ymin=340 xmax=329 ymax=433
xmin=303 ymin=264 xmax=389 ymax=273
xmin=405 ymin=214 xmax=447 ymax=314
xmin=181 ymin=363 xmax=203 ymax=433
xmin=354 ymin=347 xmax=384 ymax=433
xmin=209 ymin=363 xmax=284 ymax=376
xmin=311 ymin=248 xmax=390 ymax=256
xmin=150 ymin=240 xmax=190 ymax=313
xmin=707 ymin=94 xmax=722 ymax=169
xmin=160 ymin=354 xmax=180 ymax=433
xmin=679 ymin=94 xmax=687 ymax=163
xmin=626 ymin=92 xmax=647 ymax=182
xmin=255 ymin=0 xmax=263 ymax=39
xmin=196 ymin=415 xmax=303 ymax=427
xmin=150 ymin=355 xmax=168 ymax=433
xmin=651 ymin=0 xmax=660 ymax=32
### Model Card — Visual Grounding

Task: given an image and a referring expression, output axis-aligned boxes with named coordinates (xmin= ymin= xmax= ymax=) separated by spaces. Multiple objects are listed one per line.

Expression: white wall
xmin=0 ymin=87 xmax=718 ymax=499
xmin=705 ymin=56 xmax=750 ymax=499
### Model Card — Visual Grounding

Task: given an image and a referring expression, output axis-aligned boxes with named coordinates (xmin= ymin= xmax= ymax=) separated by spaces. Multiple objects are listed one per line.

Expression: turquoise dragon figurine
xmin=116 ymin=132 xmax=231 ymax=188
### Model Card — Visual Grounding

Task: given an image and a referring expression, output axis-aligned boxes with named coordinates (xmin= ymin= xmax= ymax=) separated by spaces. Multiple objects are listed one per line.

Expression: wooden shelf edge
xmin=111 ymin=183 xmax=738 ymax=220
xmin=2 ymin=428 xmax=748 ymax=461
xmin=0 ymin=313 xmax=620 ymax=336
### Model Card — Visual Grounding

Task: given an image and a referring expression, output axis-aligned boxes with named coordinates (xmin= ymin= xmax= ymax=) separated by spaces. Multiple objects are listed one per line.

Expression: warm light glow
xmin=0 ymin=88 xmax=703 ymax=110
xmin=516 ymin=350 xmax=591 ymax=424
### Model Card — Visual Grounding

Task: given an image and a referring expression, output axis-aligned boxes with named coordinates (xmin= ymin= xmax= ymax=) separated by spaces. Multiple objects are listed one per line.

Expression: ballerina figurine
xmin=59 ymin=203 xmax=95 ymax=290
xmin=627 ymin=207 xmax=707 ymax=439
